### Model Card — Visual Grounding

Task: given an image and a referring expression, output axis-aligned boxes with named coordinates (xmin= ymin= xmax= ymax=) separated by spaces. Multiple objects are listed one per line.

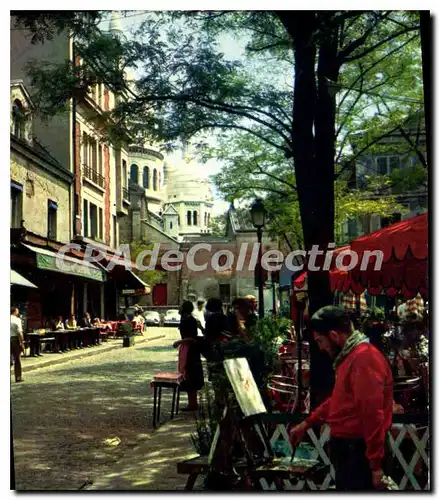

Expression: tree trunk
xmin=279 ymin=12 xmax=340 ymax=407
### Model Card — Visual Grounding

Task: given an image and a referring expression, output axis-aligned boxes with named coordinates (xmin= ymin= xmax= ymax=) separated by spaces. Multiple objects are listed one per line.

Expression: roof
xmin=10 ymin=80 xmax=35 ymax=110
xmin=162 ymin=204 xmax=179 ymax=216
xmin=229 ymin=208 xmax=255 ymax=233
xmin=141 ymin=220 xmax=180 ymax=244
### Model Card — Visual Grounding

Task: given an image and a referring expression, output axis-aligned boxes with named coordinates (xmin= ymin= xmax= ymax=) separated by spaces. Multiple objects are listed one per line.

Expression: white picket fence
xmin=260 ymin=421 xmax=429 ymax=491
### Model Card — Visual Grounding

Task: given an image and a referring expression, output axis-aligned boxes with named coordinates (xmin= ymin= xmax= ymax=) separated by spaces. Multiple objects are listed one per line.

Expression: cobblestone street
xmin=11 ymin=327 xmax=199 ymax=491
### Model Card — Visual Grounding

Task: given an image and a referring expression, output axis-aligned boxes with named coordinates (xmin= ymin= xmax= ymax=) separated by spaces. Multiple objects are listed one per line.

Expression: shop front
xmin=11 ymin=242 xmax=106 ymax=330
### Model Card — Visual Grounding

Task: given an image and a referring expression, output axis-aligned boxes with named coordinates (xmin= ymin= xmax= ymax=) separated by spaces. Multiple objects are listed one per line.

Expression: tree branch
xmin=338 ymin=12 xmax=393 ymax=62
xmin=247 ymin=40 xmax=290 ymax=52
xmin=334 ymin=120 xmax=411 ymax=180
xmin=137 ymin=94 xmax=293 ymax=146
xmin=251 ymin=157 xmax=297 ymax=190
xmin=343 ymin=25 xmax=420 ymax=63
xmin=188 ymin=123 xmax=289 ymax=154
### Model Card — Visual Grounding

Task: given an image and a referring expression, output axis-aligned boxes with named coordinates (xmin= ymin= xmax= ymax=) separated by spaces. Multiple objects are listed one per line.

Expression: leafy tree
xmin=208 ymin=213 xmax=228 ymax=237
xmin=129 ymin=241 xmax=165 ymax=286
xmin=11 ymin=10 xmax=425 ymax=404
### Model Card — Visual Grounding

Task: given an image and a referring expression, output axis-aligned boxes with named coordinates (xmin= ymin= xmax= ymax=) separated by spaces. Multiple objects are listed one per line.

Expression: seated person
xmin=65 ymin=315 xmax=77 ymax=329
xmin=80 ymin=312 xmax=92 ymax=328
xmin=92 ymin=317 xmax=102 ymax=327
xmin=53 ymin=316 xmax=65 ymax=330
xmin=133 ymin=311 xmax=145 ymax=332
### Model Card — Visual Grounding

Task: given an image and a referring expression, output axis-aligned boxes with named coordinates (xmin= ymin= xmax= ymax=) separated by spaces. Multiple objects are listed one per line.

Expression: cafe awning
xmin=11 ymin=269 xmax=38 ymax=288
xmin=331 ymin=213 xmax=428 ymax=299
xmin=22 ymin=244 xmax=106 ymax=283
xmin=120 ymin=270 xmax=151 ymax=296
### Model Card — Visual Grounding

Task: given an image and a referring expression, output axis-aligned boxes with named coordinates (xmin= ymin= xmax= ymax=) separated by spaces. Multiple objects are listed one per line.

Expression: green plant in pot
xmin=119 ymin=322 xmax=135 ymax=347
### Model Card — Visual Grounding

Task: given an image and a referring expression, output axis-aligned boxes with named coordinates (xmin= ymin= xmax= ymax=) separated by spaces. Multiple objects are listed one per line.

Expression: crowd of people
xmin=173 ymin=295 xmax=262 ymax=411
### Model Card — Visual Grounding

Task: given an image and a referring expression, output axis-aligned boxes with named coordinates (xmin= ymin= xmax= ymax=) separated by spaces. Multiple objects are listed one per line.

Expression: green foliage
xmin=129 ymin=242 xmax=165 ymax=286
xmin=248 ymin=316 xmax=291 ymax=383
xmin=117 ymin=321 xmax=133 ymax=337
xmin=208 ymin=213 xmax=228 ymax=237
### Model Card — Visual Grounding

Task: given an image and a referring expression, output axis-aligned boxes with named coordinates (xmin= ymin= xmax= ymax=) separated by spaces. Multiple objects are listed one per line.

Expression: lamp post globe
xmin=250 ymin=198 xmax=266 ymax=229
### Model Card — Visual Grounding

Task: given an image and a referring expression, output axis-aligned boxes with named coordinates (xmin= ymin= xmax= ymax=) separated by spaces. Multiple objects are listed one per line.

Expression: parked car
xmin=163 ymin=309 xmax=181 ymax=326
xmin=143 ymin=311 xmax=161 ymax=326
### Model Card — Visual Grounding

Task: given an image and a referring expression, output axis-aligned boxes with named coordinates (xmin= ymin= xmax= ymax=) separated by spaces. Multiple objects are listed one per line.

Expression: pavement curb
xmin=21 ymin=334 xmax=166 ymax=373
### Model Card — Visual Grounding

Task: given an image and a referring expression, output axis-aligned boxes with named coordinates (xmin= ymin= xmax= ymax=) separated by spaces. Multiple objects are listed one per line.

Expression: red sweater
xmin=305 ymin=342 xmax=393 ymax=471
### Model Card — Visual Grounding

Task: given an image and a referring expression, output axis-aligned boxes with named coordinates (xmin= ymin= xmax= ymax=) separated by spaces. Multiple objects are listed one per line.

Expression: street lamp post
xmin=250 ymin=198 xmax=267 ymax=319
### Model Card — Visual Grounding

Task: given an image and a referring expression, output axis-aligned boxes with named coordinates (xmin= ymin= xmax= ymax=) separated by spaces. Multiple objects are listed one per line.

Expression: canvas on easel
xmin=223 ymin=357 xmax=267 ymax=417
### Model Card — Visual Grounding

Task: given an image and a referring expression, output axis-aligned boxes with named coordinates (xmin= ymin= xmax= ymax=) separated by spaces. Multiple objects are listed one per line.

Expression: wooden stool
xmin=150 ymin=372 xmax=183 ymax=428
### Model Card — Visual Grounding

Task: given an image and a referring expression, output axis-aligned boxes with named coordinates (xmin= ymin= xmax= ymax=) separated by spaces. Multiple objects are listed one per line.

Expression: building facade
xmin=10 ymin=16 xmax=148 ymax=323
xmin=340 ymin=121 xmax=428 ymax=242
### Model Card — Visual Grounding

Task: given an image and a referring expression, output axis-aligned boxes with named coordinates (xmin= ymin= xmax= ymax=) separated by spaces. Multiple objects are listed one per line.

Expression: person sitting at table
xmin=66 ymin=315 xmax=77 ymax=329
xmin=132 ymin=310 xmax=145 ymax=334
xmin=52 ymin=316 xmax=69 ymax=352
xmin=80 ymin=312 xmax=92 ymax=328
xmin=65 ymin=314 xmax=78 ymax=347
xmin=54 ymin=316 xmax=65 ymax=330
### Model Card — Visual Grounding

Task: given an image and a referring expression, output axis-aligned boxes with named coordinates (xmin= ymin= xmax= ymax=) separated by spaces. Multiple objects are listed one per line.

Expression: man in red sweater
xmin=290 ymin=306 xmax=393 ymax=490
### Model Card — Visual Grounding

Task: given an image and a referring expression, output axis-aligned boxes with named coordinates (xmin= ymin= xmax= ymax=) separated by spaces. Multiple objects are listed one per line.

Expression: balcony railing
xmin=122 ymin=187 xmax=129 ymax=200
xmin=83 ymin=164 xmax=105 ymax=189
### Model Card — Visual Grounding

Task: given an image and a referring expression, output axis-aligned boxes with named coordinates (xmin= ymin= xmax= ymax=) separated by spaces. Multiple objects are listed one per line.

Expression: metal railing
xmin=83 ymin=164 xmax=105 ymax=188
xmin=258 ymin=412 xmax=429 ymax=490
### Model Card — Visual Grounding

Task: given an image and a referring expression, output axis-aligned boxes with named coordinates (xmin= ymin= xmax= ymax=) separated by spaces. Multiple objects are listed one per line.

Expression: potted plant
xmin=119 ymin=322 xmax=135 ymax=347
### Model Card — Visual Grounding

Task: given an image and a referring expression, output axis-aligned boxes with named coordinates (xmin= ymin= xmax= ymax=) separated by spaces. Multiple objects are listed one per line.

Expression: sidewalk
xmin=19 ymin=330 xmax=166 ymax=373
xmin=88 ymin=412 xmax=202 ymax=490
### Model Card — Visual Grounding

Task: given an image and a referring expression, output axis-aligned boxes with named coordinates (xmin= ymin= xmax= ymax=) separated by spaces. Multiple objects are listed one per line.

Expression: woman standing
xmin=176 ymin=301 xmax=204 ymax=411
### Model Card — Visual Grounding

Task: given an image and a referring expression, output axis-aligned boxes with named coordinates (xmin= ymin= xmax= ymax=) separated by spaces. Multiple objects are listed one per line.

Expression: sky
xmin=100 ymin=11 xmax=250 ymax=216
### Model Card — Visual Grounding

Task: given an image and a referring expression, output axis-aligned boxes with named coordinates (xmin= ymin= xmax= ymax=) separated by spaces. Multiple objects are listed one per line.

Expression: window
xmin=98 ymin=207 xmax=103 ymax=240
xmin=98 ymin=144 xmax=103 ymax=175
xmin=143 ymin=166 xmax=150 ymax=189
xmin=377 ymin=157 xmax=388 ymax=175
xmin=47 ymin=200 xmax=57 ymax=240
xmin=113 ymin=215 xmax=118 ymax=248
xmin=187 ymin=211 xmax=192 ymax=226
xmin=12 ymin=99 xmax=26 ymax=139
xmin=11 ymin=183 xmax=23 ymax=229
xmin=90 ymin=138 xmax=97 ymax=170
xmin=207 ymin=213 xmax=211 ymax=226
xmin=122 ymin=160 xmax=127 ymax=188
xmin=169 ymin=222 xmax=173 ymax=230
xmin=130 ymin=164 xmax=139 ymax=184
xmin=193 ymin=210 xmax=198 ymax=226
xmin=204 ymin=213 xmax=207 ymax=226
xmin=389 ymin=156 xmax=400 ymax=172
xmin=82 ymin=132 xmax=88 ymax=166
xmin=83 ymin=200 xmax=89 ymax=237
xmin=178 ymin=216 xmax=180 ymax=226
xmin=153 ymin=169 xmax=158 ymax=191
xmin=90 ymin=203 xmax=98 ymax=239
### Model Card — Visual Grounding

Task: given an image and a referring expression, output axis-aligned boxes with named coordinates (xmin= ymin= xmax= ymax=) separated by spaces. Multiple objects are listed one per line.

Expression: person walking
xmin=10 ymin=307 xmax=24 ymax=383
xmin=290 ymin=306 xmax=393 ymax=491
